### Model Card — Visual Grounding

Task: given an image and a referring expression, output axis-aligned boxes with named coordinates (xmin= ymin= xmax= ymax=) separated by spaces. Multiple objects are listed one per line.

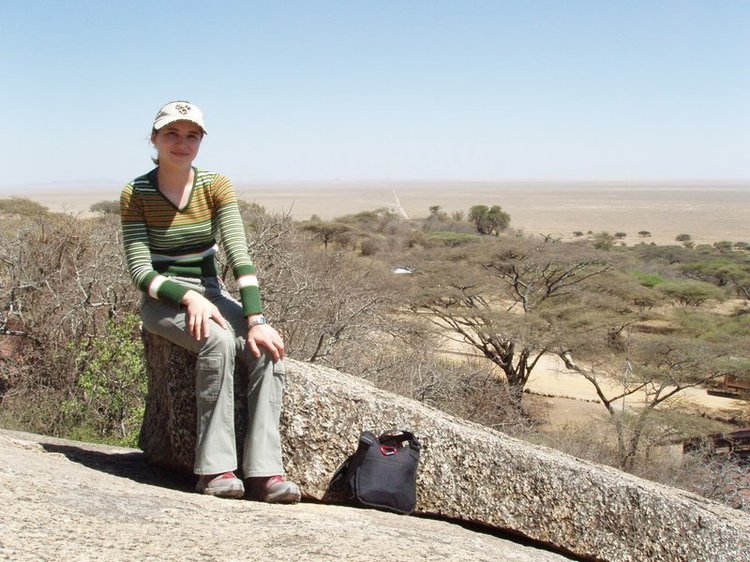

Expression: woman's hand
xmin=247 ymin=315 xmax=285 ymax=361
xmin=181 ymin=290 xmax=228 ymax=340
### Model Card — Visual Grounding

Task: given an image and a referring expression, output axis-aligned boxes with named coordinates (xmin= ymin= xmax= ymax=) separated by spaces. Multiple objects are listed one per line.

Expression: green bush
xmin=633 ymin=271 xmax=666 ymax=288
xmin=593 ymin=231 xmax=615 ymax=250
xmin=424 ymin=231 xmax=481 ymax=247
xmin=63 ymin=314 xmax=146 ymax=446
xmin=657 ymin=280 xmax=726 ymax=307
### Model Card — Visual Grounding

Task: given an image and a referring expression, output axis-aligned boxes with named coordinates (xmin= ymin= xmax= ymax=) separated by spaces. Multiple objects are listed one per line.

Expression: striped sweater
xmin=120 ymin=168 xmax=262 ymax=315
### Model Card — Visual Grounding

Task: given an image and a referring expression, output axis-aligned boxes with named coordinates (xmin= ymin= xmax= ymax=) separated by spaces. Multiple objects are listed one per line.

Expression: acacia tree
xmin=680 ymin=255 xmax=750 ymax=301
xmin=482 ymin=242 xmax=613 ymax=313
xmin=552 ymin=282 xmax=749 ymax=470
xmin=299 ymin=220 xmax=352 ymax=249
xmin=409 ymin=237 xmax=612 ymax=405
xmin=656 ymin=280 xmax=726 ymax=306
xmin=468 ymin=205 xmax=510 ymax=235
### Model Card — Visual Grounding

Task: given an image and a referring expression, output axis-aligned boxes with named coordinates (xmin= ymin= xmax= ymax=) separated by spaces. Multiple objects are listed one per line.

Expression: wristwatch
xmin=248 ymin=315 xmax=267 ymax=329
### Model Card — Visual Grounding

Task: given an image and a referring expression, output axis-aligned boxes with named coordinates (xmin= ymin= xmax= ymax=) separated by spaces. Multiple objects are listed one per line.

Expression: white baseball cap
xmin=153 ymin=101 xmax=207 ymax=134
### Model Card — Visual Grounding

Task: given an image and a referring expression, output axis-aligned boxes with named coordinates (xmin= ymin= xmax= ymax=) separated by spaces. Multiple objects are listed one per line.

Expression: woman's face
xmin=152 ymin=121 xmax=204 ymax=168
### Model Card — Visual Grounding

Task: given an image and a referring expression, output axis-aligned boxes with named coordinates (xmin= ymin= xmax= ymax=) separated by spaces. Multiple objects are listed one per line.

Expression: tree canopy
xmin=468 ymin=204 xmax=510 ymax=235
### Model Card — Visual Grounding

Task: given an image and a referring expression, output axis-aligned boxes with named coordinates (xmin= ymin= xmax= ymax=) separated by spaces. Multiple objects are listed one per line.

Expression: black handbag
xmin=326 ymin=430 xmax=421 ymax=515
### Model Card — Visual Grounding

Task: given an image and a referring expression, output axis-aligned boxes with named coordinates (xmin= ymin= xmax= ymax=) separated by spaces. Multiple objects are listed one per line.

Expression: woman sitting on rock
xmin=120 ymin=100 xmax=300 ymax=503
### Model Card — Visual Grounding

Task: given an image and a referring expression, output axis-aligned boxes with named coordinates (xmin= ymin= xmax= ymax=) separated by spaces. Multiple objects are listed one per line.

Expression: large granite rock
xmin=140 ymin=332 xmax=750 ymax=562
xmin=0 ymin=429 xmax=573 ymax=562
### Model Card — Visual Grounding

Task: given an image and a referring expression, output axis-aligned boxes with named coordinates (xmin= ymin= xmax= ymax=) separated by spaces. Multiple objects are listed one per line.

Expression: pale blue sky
xmin=1 ymin=0 xmax=748 ymax=188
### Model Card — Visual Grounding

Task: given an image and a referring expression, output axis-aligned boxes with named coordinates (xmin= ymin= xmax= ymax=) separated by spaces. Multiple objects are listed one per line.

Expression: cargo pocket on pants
xmin=270 ymin=361 xmax=285 ymax=405
xmin=196 ymin=356 xmax=222 ymax=402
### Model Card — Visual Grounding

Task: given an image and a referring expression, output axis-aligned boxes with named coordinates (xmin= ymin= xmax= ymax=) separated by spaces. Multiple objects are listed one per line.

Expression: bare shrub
xmin=235 ymin=206 xmax=397 ymax=366
xmin=89 ymin=200 xmax=121 ymax=215
xmin=335 ymin=310 xmax=532 ymax=431
xmin=531 ymin=415 xmax=749 ymax=512
xmin=0 ymin=386 xmax=69 ymax=436
xmin=360 ymin=237 xmax=383 ymax=256
xmin=531 ymin=419 xmax=621 ymax=467
xmin=635 ymin=445 xmax=749 ymax=512
xmin=355 ymin=339 xmax=533 ymax=433
xmin=0 ymin=213 xmax=140 ymax=437
xmin=0 ymin=197 xmax=49 ymax=217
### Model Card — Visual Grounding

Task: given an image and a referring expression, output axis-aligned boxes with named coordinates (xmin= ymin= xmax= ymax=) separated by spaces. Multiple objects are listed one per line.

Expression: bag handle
xmin=377 ymin=430 xmax=421 ymax=451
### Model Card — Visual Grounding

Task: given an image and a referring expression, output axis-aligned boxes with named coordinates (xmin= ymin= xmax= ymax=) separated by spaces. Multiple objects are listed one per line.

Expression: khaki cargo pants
xmin=141 ymin=276 xmax=285 ymax=478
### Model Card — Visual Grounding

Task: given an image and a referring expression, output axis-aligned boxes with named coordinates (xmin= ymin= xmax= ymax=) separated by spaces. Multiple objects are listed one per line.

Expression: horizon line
xmin=3 ymin=177 xmax=750 ymax=191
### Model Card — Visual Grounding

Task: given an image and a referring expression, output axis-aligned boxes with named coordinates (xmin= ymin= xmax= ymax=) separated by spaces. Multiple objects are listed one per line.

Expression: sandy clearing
xmin=439 ymin=335 xmax=745 ymax=425
xmin=526 ymin=354 xmax=744 ymax=414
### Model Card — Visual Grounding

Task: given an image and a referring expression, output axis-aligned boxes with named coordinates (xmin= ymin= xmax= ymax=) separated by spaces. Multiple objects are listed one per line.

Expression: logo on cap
xmin=175 ymin=103 xmax=191 ymax=115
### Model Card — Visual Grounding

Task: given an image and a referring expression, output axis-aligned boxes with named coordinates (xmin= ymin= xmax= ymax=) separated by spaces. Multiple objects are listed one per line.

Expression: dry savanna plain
xmin=6 ymin=180 xmax=750 ymax=424
xmin=13 ymin=179 xmax=750 ymax=247
xmin=236 ymin=180 xmax=750 ymax=248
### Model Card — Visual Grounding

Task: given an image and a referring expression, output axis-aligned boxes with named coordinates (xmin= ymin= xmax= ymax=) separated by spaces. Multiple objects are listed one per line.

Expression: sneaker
xmin=247 ymin=475 xmax=301 ymax=504
xmin=196 ymin=472 xmax=245 ymax=499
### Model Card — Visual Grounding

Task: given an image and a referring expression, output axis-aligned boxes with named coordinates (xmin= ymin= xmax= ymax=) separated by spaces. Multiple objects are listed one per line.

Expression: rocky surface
xmin=282 ymin=360 xmax=750 ymax=562
xmin=139 ymin=336 xmax=750 ymax=562
xmin=0 ymin=430 xmax=572 ymax=562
